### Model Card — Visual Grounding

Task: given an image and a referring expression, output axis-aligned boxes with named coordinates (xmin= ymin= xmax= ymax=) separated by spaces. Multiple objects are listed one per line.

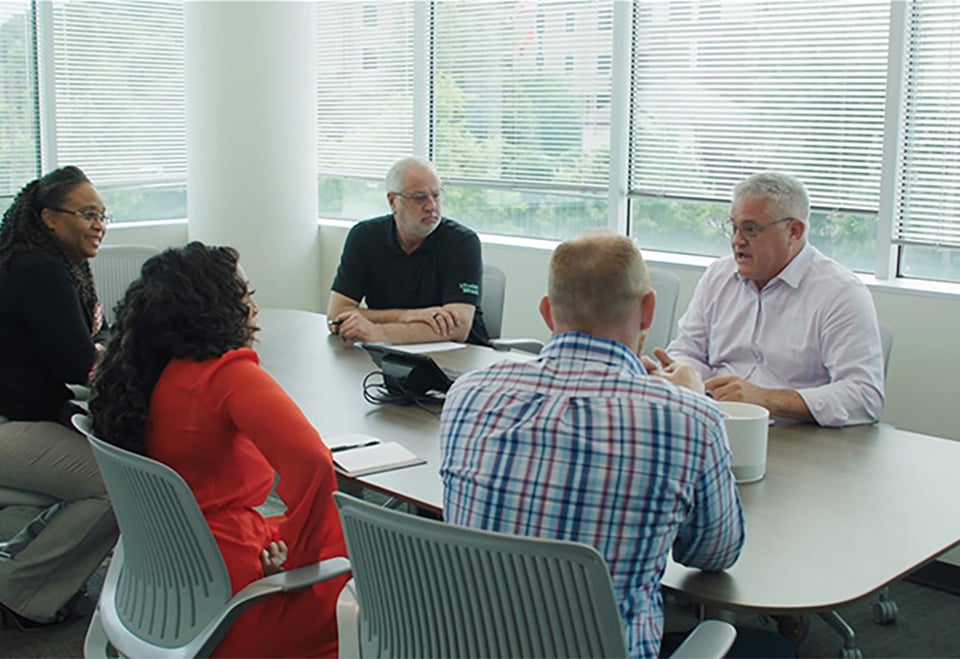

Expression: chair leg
xmin=817 ymin=610 xmax=863 ymax=658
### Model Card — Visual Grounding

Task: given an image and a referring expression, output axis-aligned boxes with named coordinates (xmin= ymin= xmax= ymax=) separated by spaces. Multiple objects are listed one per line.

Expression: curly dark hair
xmin=90 ymin=241 xmax=258 ymax=454
xmin=0 ymin=166 xmax=99 ymax=314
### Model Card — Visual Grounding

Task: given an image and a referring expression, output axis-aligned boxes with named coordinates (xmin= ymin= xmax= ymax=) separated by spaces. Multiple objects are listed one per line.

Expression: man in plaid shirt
xmin=440 ymin=231 xmax=745 ymax=658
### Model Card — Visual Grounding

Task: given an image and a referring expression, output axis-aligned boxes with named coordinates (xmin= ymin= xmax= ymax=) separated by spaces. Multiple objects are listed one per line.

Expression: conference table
xmin=256 ymin=308 xmax=960 ymax=624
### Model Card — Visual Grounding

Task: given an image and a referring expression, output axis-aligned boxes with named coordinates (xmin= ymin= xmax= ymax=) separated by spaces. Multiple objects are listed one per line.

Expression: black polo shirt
xmin=331 ymin=215 xmax=489 ymax=345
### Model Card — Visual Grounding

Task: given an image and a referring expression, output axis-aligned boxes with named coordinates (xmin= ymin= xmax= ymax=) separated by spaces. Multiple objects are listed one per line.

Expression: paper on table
xmin=332 ymin=441 xmax=426 ymax=478
xmin=387 ymin=342 xmax=466 ymax=354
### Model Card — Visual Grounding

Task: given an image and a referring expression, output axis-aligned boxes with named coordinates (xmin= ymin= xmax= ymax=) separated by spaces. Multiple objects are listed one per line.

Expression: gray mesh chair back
xmin=91 ymin=245 xmax=160 ymax=324
xmin=333 ymin=491 xmax=629 ymax=659
xmin=74 ymin=415 xmax=351 ymax=658
xmin=481 ymin=264 xmax=507 ymax=339
xmin=647 ymin=267 xmax=682 ymax=354
xmin=74 ymin=415 xmax=234 ymax=656
xmin=879 ymin=320 xmax=893 ymax=380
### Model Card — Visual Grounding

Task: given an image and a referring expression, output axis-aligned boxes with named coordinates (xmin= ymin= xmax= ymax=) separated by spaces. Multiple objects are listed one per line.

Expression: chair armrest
xmin=489 ymin=338 xmax=544 ymax=354
xmin=67 ymin=384 xmax=91 ymax=401
xmin=196 ymin=557 xmax=353 ymax=657
xmin=669 ymin=619 xmax=737 ymax=659
xmin=240 ymin=556 xmax=352 ymax=597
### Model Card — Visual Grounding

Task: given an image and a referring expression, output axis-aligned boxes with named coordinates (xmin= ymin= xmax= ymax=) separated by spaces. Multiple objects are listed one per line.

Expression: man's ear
xmin=790 ymin=218 xmax=806 ymax=241
xmin=640 ymin=290 xmax=656 ymax=331
xmin=539 ymin=295 xmax=554 ymax=332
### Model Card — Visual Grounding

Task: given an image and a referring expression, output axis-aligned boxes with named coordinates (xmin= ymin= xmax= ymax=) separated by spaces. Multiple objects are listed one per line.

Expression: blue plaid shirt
xmin=440 ymin=332 xmax=745 ymax=658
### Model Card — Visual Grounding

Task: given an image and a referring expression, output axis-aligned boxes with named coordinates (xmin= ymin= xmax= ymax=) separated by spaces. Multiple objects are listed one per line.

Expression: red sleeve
xmin=202 ymin=349 xmax=342 ymax=557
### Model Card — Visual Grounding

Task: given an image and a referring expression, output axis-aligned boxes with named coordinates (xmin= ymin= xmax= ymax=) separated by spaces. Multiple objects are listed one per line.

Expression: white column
xmin=186 ymin=1 xmax=320 ymax=310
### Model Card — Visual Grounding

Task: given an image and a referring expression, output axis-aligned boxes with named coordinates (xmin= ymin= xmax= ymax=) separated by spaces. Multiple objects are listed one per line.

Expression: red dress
xmin=146 ymin=348 xmax=348 ymax=658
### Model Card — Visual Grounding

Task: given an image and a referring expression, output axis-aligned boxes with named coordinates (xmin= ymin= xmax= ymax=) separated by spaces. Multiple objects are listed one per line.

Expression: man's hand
xmin=399 ymin=306 xmax=462 ymax=336
xmin=704 ymin=375 xmax=764 ymax=404
xmin=641 ymin=348 xmax=705 ymax=394
xmin=260 ymin=540 xmax=288 ymax=576
xmin=333 ymin=311 xmax=386 ymax=343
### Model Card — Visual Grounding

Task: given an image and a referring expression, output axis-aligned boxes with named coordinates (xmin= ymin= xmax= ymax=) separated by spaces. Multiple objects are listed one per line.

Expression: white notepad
xmin=329 ymin=434 xmax=426 ymax=477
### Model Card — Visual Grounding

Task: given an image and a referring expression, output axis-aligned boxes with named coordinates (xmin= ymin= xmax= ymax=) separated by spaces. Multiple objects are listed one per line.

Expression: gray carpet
xmin=3 ymin=502 xmax=960 ymax=658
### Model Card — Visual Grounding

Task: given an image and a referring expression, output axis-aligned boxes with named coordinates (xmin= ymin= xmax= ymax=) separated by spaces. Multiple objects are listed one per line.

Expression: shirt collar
xmin=539 ymin=331 xmax=648 ymax=376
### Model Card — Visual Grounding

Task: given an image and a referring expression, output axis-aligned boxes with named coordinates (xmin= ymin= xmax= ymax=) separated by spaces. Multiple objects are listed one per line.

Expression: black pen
xmin=331 ymin=440 xmax=380 ymax=453
xmin=328 ymin=319 xmax=344 ymax=327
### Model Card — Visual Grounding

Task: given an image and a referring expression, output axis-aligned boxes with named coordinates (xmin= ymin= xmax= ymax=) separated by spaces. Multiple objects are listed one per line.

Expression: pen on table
xmin=330 ymin=440 xmax=380 ymax=453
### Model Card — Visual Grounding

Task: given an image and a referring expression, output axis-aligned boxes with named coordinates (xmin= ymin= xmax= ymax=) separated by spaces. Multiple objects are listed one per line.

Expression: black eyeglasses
xmin=48 ymin=207 xmax=113 ymax=225
xmin=727 ymin=217 xmax=795 ymax=240
xmin=392 ymin=189 xmax=443 ymax=205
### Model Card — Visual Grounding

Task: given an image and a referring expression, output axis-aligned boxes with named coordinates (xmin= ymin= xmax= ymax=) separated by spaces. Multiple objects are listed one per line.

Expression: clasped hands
xmin=642 ymin=348 xmax=764 ymax=404
xmin=329 ymin=306 xmax=462 ymax=342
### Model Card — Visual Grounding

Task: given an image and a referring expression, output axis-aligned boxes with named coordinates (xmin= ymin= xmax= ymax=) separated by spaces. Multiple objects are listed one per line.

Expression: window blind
xmin=47 ymin=1 xmax=185 ymax=187
xmin=629 ymin=0 xmax=890 ymax=212
xmin=433 ymin=0 xmax=612 ymax=192
xmin=0 ymin=2 xmax=38 ymax=197
xmin=895 ymin=0 xmax=960 ymax=249
xmin=316 ymin=2 xmax=415 ymax=181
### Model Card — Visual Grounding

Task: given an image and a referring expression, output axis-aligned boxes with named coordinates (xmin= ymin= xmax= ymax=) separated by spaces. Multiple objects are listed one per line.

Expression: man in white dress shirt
xmin=649 ymin=171 xmax=884 ymax=427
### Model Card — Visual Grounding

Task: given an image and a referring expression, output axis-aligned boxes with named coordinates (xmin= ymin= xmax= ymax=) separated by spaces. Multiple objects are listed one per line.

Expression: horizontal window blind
xmin=433 ymin=1 xmax=612 ymax=192
xmin=48 ymin=1 xmax=185 ymax=187
xmin=630 ymin=1 xmax=890 ymax=212
xmin=316 ymin=2 xmax=415 ymax=181
xmin=895 ymin=0 xmax=960 ymax=249
xmin=0 ymin=2 xmax=38 ymax=197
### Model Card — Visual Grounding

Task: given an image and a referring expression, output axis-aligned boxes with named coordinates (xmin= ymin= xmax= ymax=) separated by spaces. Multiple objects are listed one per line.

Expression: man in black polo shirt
xmin=327 ymin=157 xmax=489 ymax=346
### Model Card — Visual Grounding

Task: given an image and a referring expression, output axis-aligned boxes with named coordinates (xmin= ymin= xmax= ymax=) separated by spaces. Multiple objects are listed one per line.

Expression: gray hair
xmin=733 ymin=171 xmax=810 ymax=222
xmin=385 ymin=157 xmax=440 ymax=193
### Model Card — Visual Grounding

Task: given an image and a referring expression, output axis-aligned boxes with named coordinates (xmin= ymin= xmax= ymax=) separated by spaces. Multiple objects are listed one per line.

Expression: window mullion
xmin=876 ymin=0 xmax=910 ymax=281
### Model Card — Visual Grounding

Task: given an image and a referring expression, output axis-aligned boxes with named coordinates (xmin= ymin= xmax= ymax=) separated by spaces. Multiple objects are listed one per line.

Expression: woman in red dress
xmin=90 ymin=242 xmax=348 ymax=657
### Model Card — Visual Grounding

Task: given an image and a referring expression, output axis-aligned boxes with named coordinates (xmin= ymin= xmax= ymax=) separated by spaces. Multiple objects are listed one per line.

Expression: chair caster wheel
xmin=873 ymin=598 xmax=898 ymax=625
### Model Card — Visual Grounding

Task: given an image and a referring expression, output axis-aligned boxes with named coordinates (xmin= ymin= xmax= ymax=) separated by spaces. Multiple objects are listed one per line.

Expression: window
xmin=2 ymin=2 xmax=186 ymax=222
xmin=895 ymin=0 xmax=960 ymax=282
xmin=432 ymin=1 xmax=611 ymax=240
xmin=43 ymin=1 xmax=186 ymax=223
xmin=0 ymin=2 xmax=38 ymax=200
xmin=629 ymin=0 xmax=890 ymax=273
xmin=313 ymin=0 xmax=960 ymax=285
xmin=316 ymin=1 xmax=416 ymax=220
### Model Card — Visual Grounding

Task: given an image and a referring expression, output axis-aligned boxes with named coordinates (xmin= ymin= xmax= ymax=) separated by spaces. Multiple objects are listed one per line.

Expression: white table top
xmin=256 ymin=308 xmax=960 ymax=614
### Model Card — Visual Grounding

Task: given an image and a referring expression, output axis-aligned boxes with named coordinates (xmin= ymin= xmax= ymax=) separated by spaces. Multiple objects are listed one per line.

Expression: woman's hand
xmin=260 ymin=540 xmax=288 ymax=576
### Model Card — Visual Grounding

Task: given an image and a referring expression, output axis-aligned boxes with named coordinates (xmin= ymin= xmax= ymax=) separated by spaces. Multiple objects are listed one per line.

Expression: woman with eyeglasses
xmin=0 ymin=166 xmax=118 ymax=628
xmin=91 ymin=243 xmax=348 ymax=657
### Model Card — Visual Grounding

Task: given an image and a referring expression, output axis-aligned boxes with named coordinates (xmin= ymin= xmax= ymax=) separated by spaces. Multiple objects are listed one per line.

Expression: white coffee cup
xmin=715 ymin=401 xmax=769 ymax=483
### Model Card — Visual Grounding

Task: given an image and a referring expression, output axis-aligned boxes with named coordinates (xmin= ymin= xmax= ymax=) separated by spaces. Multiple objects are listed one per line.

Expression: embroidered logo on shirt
xmin=459 ymin=282 xmax=479 ymax=296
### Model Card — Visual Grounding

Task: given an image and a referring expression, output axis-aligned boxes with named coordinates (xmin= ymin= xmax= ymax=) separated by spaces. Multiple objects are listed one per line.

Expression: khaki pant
xmin=0 ymin=420 xmax=118 ymax=622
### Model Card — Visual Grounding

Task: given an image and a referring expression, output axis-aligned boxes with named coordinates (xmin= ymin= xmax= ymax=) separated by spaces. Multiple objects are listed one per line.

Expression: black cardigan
xmin=0 ymin=251 xmax=98 ymax=422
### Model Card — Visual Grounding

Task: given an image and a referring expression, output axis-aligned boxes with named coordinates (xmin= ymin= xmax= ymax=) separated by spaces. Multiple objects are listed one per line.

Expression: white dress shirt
xmin=667 ymin=243 xmax=885 ymax=427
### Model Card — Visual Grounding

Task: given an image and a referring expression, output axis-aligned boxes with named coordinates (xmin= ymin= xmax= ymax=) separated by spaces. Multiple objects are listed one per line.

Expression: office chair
xmin=879 ymin=320 xmax=893 ymax=380
xmin=481 ymin=264 xmax=544 ymax=354
xmin=72 ymin=415 xmax=351 ymax=659
xmin=646 ymin=267 xmax=682 ymax=354
xmin=333 ymin=491 xmax=736 ymax=659
xmin=90 ymin=245 xmax=160 ymax=324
